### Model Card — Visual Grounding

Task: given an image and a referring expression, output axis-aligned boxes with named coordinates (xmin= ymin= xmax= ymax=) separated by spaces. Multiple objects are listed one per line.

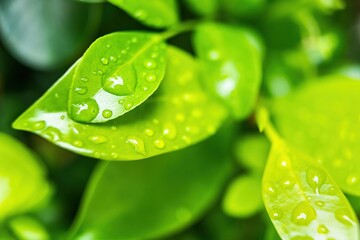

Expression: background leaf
xmin=0 ymin=0 xmax=101 ymax=70
xmin=69 ymin=132 xmax=232 ymax=239
xmin=193 ymin=22 xmax=262 ymax=120
xmin=184 ymin=0 xmax=218 ymax=16
xmin=270 ymin=76 xmax=360 ymax=196
xmin=107 ymin=0 xmax=178 ymax=28
xmin=69 ymin=32 xmax=167 ymax=123
xmin=13 ymin=46 xmax=228 ymax=160
xmin=0 ymin=132 xmax=52 ymax=221
xmin=263 ymin=139 xmax=359 ymax=239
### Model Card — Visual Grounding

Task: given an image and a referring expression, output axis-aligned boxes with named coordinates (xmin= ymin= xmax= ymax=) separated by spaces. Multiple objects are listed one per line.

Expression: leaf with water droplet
xmin=193 ymin=22 xmax=262 ymax=120
xmin=0 ymin=132 xmax=52 ymax=221
xmin=262 ymin=137 xmax=359 ymax=239
xmin=107 ymin=0 xmax=178 ymax=28
xmin=222 ymin=175 xmax=263 ymax=218
xmin=69 ymin=32 xmax=167 ymax=123
xmin=68 ymin=132 xmax=232 ymax=239
xmin=13 ymin=46 xmax=227 ymax=160
xmin=270 ymin=76 xmax=360 ymax=196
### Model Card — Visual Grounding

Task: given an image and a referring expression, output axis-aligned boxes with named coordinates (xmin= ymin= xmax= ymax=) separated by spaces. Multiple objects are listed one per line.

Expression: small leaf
xmin=222 ymin=175 xmax=263 ymax=218
xmin=9 ymin=216 xmax=49 ymax=240
xmin=0 ymin=0 xmax=101 ymax=70
xmin=69 ymin=32 xmax=167 ymax=123
xmin=0 ymin=132 xmax=52 ymax=221
xmin=69 ymin=134 xmax=232 ymax=239
xmin=270 ymin=76 xmax=360 ymax=196
xmin=107 ymin=0 xmax=178 ymax=28
xmin=13 ymin=46 xmax=227 ymax=161
xmin=263 ymin=139 xmax=359 ymax=239
xmin=184 ymin=0 xmax=218 ymax=16
xmin=193 ymin=22 xmax=262 ymax=120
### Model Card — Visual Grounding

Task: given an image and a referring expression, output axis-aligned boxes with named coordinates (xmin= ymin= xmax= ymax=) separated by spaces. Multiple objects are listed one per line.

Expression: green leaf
xmin=221 ymin=0 xmax=266 ymax=17
xmin=263 ymin=139 xmax=359 ymax=240
xmin=184 ymin=0 xmax=218 ymax=16
xmin=0 ymin=132 xmax=52 ymax=221
xmin=69 ymin=32 xmax=167 ymax=123
xmin=13 ymin=46 xmax=227 ymax=161
xmin=222 ymin=175 xmax=263 ymax=218
xmin=234 ymin=134 xmax=270 ymax=174
xmin=107 ymin=0 xmax=178 ymax=28
xmin=69 ymin=134 xmax=232 ymax=239
xmin=0 ymin=0 xmax=101 ymax=70
xmin=9 ymin=216 xmax=49 ymax=240
xmin=270 ymin=76 xmax=360 ymax=196
xmin=193 ymin=22 xmax=262 ymax=120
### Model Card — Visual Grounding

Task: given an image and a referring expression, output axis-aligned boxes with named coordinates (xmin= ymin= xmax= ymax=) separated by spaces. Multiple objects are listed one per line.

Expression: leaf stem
xmin=256 ymin=107 xmax=281 ymax=143
xmin=161 ymin=20 xmax=199 ymax=40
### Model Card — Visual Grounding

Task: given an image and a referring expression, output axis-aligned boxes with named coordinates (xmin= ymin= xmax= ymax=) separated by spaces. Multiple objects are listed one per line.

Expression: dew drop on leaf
xmin=102 ymin=109 xmax=113 ymax=119
xmin=31 ymin=121 xmax=46 ymax=130
xmin=335 ymin=208 xmax=356 ymax=226
xmin=72 ymin=140 xmax=84 ymax=148
xmin=88 ymin=135 xmax=108 ymax=144
xmin=317 ymin=224 xmax=329 ymax=234
xmin=144 ymin=128 xmax=154 ymax=137
xmin=162 ymin=122 xmax=177 ymax=140
xmin=101 ymin=57 xmax=109 ymax=65
xmin=154 ymin=139 xmax=165 ymax=149
xmin=145 ymin=73 xmax=157 ymax=83
xmin=291 ymin=201 xmax=316 ymax=226
xmin=42 ymin=127 xmax=62 ymax=141
xmin=70 ymin=98 xmax=99 ymax=123
xmin=306 ymin=168 xmax=326 ymax=194
xmin=144 ymin=59 xmax=157 ymax=69
xmin=74 ymin=87 xmax=88 ymax=95
xmin=126 ymin=136 xmax=146 ymax=155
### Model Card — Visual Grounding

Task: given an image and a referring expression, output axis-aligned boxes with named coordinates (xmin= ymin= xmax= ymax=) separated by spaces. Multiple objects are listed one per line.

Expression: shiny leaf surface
xmin=0 ymin=132 xmax=52 ymax=220
xmin=107 ymin=0 xmax=178 ymax=28
xmin=263 ymin=139 xmax=359 ymax=240
xmin=270 ymin=76 xmax=360 ymax=196
xmin=69 ymin=32 xmax=167 ymax=123
xmin=13 ymin=46 xmax=227 ymax=161
xmin=193 ymin=22 xmax=262 ymax=120
xmin=222 ymin=175 xmax=262 ymax=218
xmin=0 ymin=0 xmax=101 ymax=70
xmin=69 ymin=135 xmax=232 ymax=239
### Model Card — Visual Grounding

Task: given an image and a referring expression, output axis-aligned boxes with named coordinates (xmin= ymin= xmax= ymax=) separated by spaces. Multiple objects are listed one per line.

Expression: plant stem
xmin=256 ymin=107 xmax=281 ymax=143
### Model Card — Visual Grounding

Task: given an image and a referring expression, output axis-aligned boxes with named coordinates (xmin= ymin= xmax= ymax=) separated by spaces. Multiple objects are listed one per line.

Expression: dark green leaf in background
xmin=270 ymin=76 xmax=360 ymax=196
xmin=184 ymin=0 xmax=218 ymax=16
xmin=69 ymin=32 xmax=167 ymax=123
xmin=0 ymin=0 xmax=101 ymax=70
xmin=193 ymin=22 xmax=262 ymax=120
xmin=107 ymin=0 xmax=178 ymax=28
xmin=68 ymin=134 xmax=232 ymax=239
xmin=13 ymin=46 xmax=227 ymax=160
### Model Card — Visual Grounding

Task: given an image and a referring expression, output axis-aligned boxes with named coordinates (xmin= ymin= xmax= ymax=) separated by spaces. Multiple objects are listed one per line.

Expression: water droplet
xmin=280 ymin=160 xmax=288 ymax=167
xmin=32 ymin=121 xmax=46 ymax=130
xmin=125 ymin=103 xmax=133 ymax=110
xmin=126 ymin=136 xmax=146 ymax=155
xmin=101 ymin=57 xmax=109 ymax=65
xmin=145 ymin=74 xmax=157 ymax=82
xmin=102 ymin=65 xmax=136 ymax=96
xmin=111 ymin=126 xmax=117 ymax=131
xmin=182 ymin=135 xmax=192 ymax=144
xmin=306 ymin=168 xmax=326 ymax=194
xmin=54 ymin=93 xmax=60 ymax=98
xmin=70 ymin=99 xmax=99 ymax=122
xmin=282 ymin=177 xmax=294 ymax=188
xmin=110 ymin=152 xmax=119 ymax=159
xmin=94 ymin=152 xmax=101 ymax=158
xmin=98 ymin=70 xmax=104 ymax=75
xmin=185 ymin=125 xmax=200 ymax=135
xmin=93 ymin=71 xmax=97 ymax=75
xmin=315 ymin=201 xmax=325 ymax=207
xmin=106 ymin=44 xmax=111 ymax=48
xmin=163 ymin=122 xmax=177 ymax=140
xmin=60 ymin=115 xmax=65 ymax=120
xmin=317 ymin=224 xmax=329 ymax=234
xmin=131 ymin=37 xmax=138 ymax=43
xmin=74 ymin=87 xmax=88 ymax=95
xmin=335 ymin=208 xmax=355 ymax=226
xmin=73 ymin=140 xmax=84 ymax=147
xmin=151 ymin=52 xmax=159 ymax=58
xmin=81 ymin=77 xmax=89 ymax=82
xmin=88 ymin=135 xmax=108 ymax=144
xmin=263 ymin=183 xmax=276 ymax=195
xmin=144 ymin=59 xmax=157 ymax=69
xmin=208 ymin=50 xmax=220 ymax=61
xmin=42 ymin=127 xmax=62 ymax=141
xmin=102 ymin=109 xmax=113 ymax=119
xmin=144 ymin=128 xmax=154 ymax=137
xmin=346 ymin=174 xmax=359 ymax=186
xmin=110 ymin=56 xmax=117 ymax=62
xmin=270 ymin=211 xmax=282 ymax=220
xmin=134 ymin=9 xmax=147 ymax=20
xmin=291 ymin=201 xmax=317 ymax=226
xmin=154 ymin=139 xmax=165 ymax=149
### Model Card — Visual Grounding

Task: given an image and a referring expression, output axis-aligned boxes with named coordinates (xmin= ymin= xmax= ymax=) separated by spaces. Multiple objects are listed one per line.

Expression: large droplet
xmin=162 ymin=122 xmax=177 ymax=140
xmin=154 ymin=139 xmax=165 ymax=149
xmin=306 ymin=168 xmax=326 ymax=194
xmin=42 ymin=127 xmax=62 ymax=141
xmin=70 ymin=98 xmax=99 ymax=123
xmin=335 ymin=208 xmax=355 ymax=226
xmin=144 ymin=128 xmax=154 ymax=137
xmin=144 ymin=59 xmax=157 ymax=69
xmin=74 ymin=87 xmax=88 ymax=95
xmin=126 ymin=136 xmax=146 ymax=155
xmin=317 ymin=224 xmax=329 ymax=234
xmin=291 ymin=201 xmax=317 ymax=226
xmin=102 ymin=64 xmax=137 ymax=96
xmin=102 ymin=109 xmax=113 ymax=119
xmin=101 ymin=57 xmax=109 ymax=65
xmin=31 ymin=121 xmax=46 ymax=130
xmin=270 ymin=211 xmax=282 ymax=220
